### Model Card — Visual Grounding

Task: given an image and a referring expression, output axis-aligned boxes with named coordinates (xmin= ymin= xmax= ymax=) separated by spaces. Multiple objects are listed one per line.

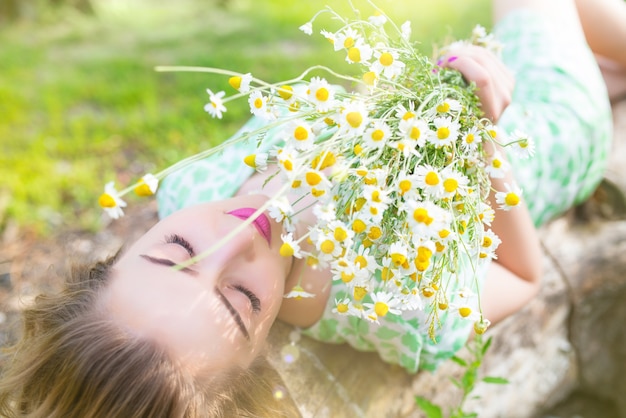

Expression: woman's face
xmin=103 ymin=194 xmax=292 ymax=375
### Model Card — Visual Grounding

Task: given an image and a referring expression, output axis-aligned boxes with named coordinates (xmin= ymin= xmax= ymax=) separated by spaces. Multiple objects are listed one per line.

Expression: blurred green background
xmin=0 ymin=0 xmax=490 ymax=236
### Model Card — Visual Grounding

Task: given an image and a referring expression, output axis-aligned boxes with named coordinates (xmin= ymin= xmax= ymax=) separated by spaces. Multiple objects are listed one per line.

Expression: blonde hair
xmin=0 ymin=254 xmax=301 ymax=418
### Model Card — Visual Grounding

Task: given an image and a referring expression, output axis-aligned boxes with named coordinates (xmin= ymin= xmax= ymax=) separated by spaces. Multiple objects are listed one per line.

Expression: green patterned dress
xmin=156 ymin=11 xmax=612 ymax=373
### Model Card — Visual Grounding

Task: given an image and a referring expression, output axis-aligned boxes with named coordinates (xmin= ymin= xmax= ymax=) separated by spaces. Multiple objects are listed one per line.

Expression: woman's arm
xmin=444 ymin=46 xmax=543 ymax=324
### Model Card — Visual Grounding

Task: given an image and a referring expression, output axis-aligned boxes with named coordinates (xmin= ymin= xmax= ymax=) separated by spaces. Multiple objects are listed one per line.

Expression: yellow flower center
xmin=483 ymin=236 xmax=492 ymax=248
xmin=381 ymin=267 xmax=394 ymax=281
xmin=459 ymin=307 xmax=472 ymax=318
xmin=278 ymin=85 xmax=293 ymax=100
xmin=243 ymin=154 xmax=257 ymax=168
xmin=379 ymin=52 xmax=393 ymax=66
xmin=437 ymin=126 xmax=450 ymax=139
xmin=254 ymin=98 xmax=263 ymax=109
xmin=443 ymin=178 xmax=458 ymax=193
xmin=413 ymin=208 xmax=433 ymax=225
xmin=465 ymin=133 xmax=475 ymax=144
xmin=399 ymin=179 xmax=411 ymax=195
xmin=98 ymin=193 xmax=116 ymax=208
xmin=410 ymin=126 xmax=421 ymax=140
xmin=291 ymin=180 xmax=301 ymax=188
xmin=346 ymin=111 xmax=363 ymax=128
xmin=348 ymin=47 xmax=361 ymax=62
xmin=437 ymin=102 xmax=450 ymax=113
xmin=505 ymin=192 xmax=520 ymax=206
xmin=354 ymin=144 xmax=363 ymax=155
xmin=282 ymin=160 xmax=293 ymax=171
xmin=371 ymin=190 xmax=381 ymax=203
xmin=279 ymin=243 xmax=294 ymax=257
xmin=435 ymin=241 xmax=445 ymax=252
xmin=422 ymin=287 xmax=435 ymax=297
xmin=134 ymin=181 xmax=154 ymax=197
xmin=228 ymin=76 xmax=242 ymax=90
xmin=320 ymin=239 xmax=335 ymax=254
xmin=438 ymin=301 xmax=448 ymax=310
xmin=371 ymin=129 xmax=384 ymax=141
xmin=294 ymin=126 xmax=309 ymax=141
xmin=425 ymin=171 xmax=439 ymax=186
xmin=352 ymin=219 xmax=366 ymax=233
xmin=334 ymin=227 xmax=348 ymax=242
xmin=354 ymin=255 xmax=368 ymax=269
xmin=402 ymin=111 xmax=415 ymax=121
xmin=315 ymin=87 xmax=329 ymax=102
xmin=343 ymin=37 xmax=355 ymax=48
xmin=390 ymin=253 xmax=406 ymax=266
xmin=341 ymin=272 xmax=354 ymax=283
xmin=374 ymin=302 xmax=389 ymax=317
xmin=306 ymin=171 xmax=322 ymax=186
xmin=363 ymin=71 xmax=376 ymax=86
xmin=368 ymin=226 xmax=382 ymax=240
xmin=438 ymin=229 xmax=450 ymax=239
xmin=353 ymin=286 xmax=367 ymax=301
xmin=311 ymin=188 xmax=326 ymax=197
xmin=492 ymin=159 xmax=502 ymax=168
xmin=337 ymin=303 xmax=349 ymax=313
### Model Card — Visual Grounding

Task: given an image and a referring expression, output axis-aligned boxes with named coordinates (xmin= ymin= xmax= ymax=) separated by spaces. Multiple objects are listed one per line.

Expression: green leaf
xmin=451 ymin=355 xmax=468 ymax=367
xmin=415 ymin=397 xmax=443 ymax=418
xmin=482 ymin=376 xmax=509 ymax=385
xmin=481 ymin=336 xmax=493 ymax=356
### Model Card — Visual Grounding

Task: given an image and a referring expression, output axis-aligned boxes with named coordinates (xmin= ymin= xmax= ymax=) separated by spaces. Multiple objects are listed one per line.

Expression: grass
xmin=0 ymin=0 xmax=490 ymax=236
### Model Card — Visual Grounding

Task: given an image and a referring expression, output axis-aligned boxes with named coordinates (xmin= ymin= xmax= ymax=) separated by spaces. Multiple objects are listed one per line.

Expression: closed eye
xmin=232 ymin=284 xmax=261 ymax=313
xmin=165 ymin=234 xmax=195 ymax=257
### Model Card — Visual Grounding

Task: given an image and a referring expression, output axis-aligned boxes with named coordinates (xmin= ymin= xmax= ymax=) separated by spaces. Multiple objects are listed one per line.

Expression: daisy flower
xmin=248 ymin=90 xmax=275 ymax=120
xmin=484 ymin=151 xmax=509 ymax=178
xmin=399 ymin=117 xmax=430 ymax=148
xmin=351 ymin=245 xmax=379 ymax=274
xmin=99 ymin=182 xmax=127 ymax=219
xmin=460 ymin=127 xmax=482 ymax=153
xmin=363 ymin=120 xmax=392 ymax=149
xmin=436 ymin=98 xmax=462 ymax=114
xmin=299 ymin=21 xmax=313 ymax=35
xmin=404 ymin=201 xmax=447 ymax=240
xmin=370 ymin=48 xmax=405 ymax=79
xmin=332 ymin=297 xmax=353 ymax=315
xmin=285 ymin=119 xmax=316 ymax=150
xmin=364 ymin=291 xmax=402 ymax=318
xmin=134 ymin=173 xmax=159 ymax=197
xmin=507 ymin=129 xmax=535 ymax=159
xmin=440 ymin=167 xmax=469 ymax=198
xmin=334 ymin=27 xmax=361 ymax=51
xmin=307 ymin=76 xmax=336 ymax=112
xmin=495 ymin=182 xmax=523 ymax=211
xmin=414 ymin=165 xmax=444 ymax=198
xmin=243 ymin=153 xmax=269 ymax=172
xmin=338 ymin=100 xmax=369 ymax=135
xmin=204 ymin=89 xmax=227 ymax=119
xmin=479 ymin=228 xmax=501 ymax=260
xmin=284 ymin=285 xmax=315 ymax=299
xmin=228 ymin=73 xmax=253 ymax=93
xmin=279 ymin=233 xmax=303 ymax=258
xmin=368 ymin=11 xmax=387 ymax=26
xmin=400 ymin=21 xmax=412 ymax=40
xmin=346 ymin=39 xmax=373 ymax=65
xmin=429 ymin=116 xmax=460 ymax=148
xmin=268 ymin=196 xmax=294 ymax=223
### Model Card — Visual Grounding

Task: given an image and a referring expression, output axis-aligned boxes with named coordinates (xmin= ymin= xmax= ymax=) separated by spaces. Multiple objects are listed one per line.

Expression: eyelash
xmin=233 ymin=284 xmax=262 ymax=313
xmin=165 ymin=234 xmax=195 ymax=257
xmin=164 ymin=234 xmax=260 ymax=313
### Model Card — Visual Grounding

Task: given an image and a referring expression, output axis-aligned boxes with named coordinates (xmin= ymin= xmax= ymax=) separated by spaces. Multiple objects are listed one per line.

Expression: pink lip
xmin=226 ymin=208 xmax=272 ymax=245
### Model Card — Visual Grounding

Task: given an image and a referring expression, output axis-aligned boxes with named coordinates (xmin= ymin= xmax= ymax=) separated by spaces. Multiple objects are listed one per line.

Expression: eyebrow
xmin=139 ymin=254 xmax=250 ymax=341
xmin=214 ymin=289 xmax=251 ymax=341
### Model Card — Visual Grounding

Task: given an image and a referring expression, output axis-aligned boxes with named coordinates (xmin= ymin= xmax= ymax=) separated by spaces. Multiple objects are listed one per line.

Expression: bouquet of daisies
xmin=99 ymin=2 xmax=534 ymax=337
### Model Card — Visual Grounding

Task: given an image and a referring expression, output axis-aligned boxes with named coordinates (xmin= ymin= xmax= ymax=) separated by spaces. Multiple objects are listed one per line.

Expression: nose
xmin=197 ymin=224 xmax=256 ymax=270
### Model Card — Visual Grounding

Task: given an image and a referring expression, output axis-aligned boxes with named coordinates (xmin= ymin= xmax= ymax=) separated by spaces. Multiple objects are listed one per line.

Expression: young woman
xmin=0 ymin=0 xmax=621 ymax=416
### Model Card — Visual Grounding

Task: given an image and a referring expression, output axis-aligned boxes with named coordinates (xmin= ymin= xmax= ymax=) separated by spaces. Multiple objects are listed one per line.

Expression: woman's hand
xmin=441 ymin=44 xmax=515 ymax=122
